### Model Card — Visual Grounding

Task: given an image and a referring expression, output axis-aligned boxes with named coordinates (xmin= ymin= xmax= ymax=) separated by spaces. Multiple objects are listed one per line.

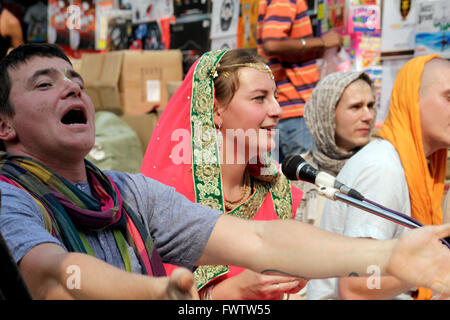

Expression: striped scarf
xmin=0 ymin=152 xmax=165 ymax=277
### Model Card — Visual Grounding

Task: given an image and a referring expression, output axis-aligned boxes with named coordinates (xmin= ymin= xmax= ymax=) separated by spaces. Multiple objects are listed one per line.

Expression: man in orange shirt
xmin=257 ymin=0 xmax=342 ymax=162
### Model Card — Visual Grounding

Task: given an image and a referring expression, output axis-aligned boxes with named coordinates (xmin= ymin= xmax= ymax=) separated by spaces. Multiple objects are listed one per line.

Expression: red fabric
xmin=140 ymin=60 xmax=198 ymax=202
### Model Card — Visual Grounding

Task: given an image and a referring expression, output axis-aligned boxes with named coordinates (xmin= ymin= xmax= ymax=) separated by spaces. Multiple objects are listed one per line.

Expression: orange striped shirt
xmin=257 ymin=0 xmax=320 ymax=119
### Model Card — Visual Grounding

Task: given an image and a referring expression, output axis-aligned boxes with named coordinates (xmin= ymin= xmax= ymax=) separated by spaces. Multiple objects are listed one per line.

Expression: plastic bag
xmin=317 ymin=47 xmax=352 ymax=78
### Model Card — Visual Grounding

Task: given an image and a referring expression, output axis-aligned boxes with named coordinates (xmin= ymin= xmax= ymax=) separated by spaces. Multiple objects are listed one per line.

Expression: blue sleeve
xmin=105 ymin=171 xmax=222 ymax=269
xmin=0 ymin=181 xmax=65 ymax=263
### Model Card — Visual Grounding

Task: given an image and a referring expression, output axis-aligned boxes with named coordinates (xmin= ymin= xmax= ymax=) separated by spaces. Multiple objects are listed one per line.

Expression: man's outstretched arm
xmin=197 ymin=215 xmax=450 ymax=297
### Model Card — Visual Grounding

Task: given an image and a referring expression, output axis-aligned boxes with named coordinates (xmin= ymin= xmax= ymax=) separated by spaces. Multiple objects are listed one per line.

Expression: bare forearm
xmin=20 ymin=244 xmax=166 ymax=299
xmin=251 ymin=220 xmax=395 ymax=279
xmin=199 ymin=217 xmax=394 ymax=280
xmin=261 ymin=31 xmax=342 ymax=57
xmin=338 ymin=276 xmax=413 ymax=300
xmin=262 ymin=38 xmax=324 ymax=56
xmin=48 ymin=252 xmax=165 ymax=299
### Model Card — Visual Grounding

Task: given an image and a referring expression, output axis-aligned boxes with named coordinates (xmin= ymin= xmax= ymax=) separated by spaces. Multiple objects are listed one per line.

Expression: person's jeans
xmin=274 ymin=117 xmax=313 ymax=163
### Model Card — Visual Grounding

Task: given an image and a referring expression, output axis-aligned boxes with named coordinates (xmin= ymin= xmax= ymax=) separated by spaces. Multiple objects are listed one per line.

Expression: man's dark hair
xmin=0 ymin=43 xmax=72 ymax=150
xmin=0 ymin=43 xmax=72 ymax=116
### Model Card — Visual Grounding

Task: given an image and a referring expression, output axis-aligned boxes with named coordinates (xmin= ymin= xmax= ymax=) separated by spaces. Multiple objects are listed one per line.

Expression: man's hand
xmin=387 ymin=224 xmax=450 ymax=298
xmin=321 ymin=31 xmax=343 ymax=49
xmin=164 ymin=267 xmax=198 ymax=300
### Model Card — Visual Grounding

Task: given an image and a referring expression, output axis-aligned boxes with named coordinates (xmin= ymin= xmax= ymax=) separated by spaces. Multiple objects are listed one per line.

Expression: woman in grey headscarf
xmin=293 ymin=71 xmax=376 ymax=227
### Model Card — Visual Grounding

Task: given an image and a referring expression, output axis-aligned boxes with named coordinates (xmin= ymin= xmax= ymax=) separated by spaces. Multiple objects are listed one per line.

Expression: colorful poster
xmin=131 ymin=0 xmax=174 ymax=24
xmin=414 ymin=0 xmax=450 ymax=58
xmin=353 ymin=34 xmax=382 ymax=117
xmin=48 ymin=0 xmax=71 ymax=46
xmin=349 ymin=0 xmax=378 ymax=4
xmin=347 ymin=4 xmax=380 ymax=33
xmin=95 ymin=0 xmax=115 ymax=50
xmin=317 ymin=0 xmax=326 ymax=35
xmin=381 ymin=0 xmax=417 ymax=55
xmin=210 ymin=0 xmax=240 ymax=39
xmin=326 ymin=0 xmax=346 ymax=31
xmin=353 ymin=33 xmax=381 ymax=70
xmin=237 ymin=0 xmax=259 ymax=48
xmin=211 ymin=34 xmax=237 ymax=51
xmin=70 ymin=0 xmax=96 ymax=50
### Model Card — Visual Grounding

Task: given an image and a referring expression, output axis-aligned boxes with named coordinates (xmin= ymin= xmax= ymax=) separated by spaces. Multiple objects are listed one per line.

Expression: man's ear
xmin=0 ymin=116 xmax=16 ymax=142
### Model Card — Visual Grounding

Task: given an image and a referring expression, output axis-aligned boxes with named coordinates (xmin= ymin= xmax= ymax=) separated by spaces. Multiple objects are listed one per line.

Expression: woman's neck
xmin=220 ymin=162 xmax=248 ymax=202
xmin=219 ymin=138 xmax=255 ymax=203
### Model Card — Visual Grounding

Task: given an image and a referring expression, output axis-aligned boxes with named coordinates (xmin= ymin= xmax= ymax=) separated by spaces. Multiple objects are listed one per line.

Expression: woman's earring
xmin=216 ymin=123 xmax=223 ymax=147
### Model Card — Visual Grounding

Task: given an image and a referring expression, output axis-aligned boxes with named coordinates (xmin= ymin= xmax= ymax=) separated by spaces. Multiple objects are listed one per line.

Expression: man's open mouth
xmin=61 ymin=107 xmax=87 ymax=125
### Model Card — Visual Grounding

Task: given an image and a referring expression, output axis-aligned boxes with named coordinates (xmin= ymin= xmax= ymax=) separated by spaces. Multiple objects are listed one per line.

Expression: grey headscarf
xmin=304 ymin=71 xmax=376 ymax=176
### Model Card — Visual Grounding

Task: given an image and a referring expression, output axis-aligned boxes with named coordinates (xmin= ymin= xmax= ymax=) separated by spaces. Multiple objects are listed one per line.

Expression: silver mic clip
xmin=316 ymin=186 xmax=339 ymax=201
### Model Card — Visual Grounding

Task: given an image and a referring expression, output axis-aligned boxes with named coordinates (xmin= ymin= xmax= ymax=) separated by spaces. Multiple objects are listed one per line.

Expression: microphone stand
xmin=317 ymin=186 xmax=450 ymax=248
xmin=334 ymin=193 xmax=420 ymax=229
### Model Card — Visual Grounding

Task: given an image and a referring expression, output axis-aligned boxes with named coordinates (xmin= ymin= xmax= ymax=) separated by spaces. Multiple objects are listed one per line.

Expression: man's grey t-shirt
xmin=0 ymin=171 xmax=221 ymax=273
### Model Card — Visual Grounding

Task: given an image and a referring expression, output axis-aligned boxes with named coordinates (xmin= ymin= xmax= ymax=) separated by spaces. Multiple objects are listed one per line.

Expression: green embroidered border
xmin=190 ymin=49 xmax=228 ymax=212
xmin=229 ymin=182 xmax=266 ymax=220
xmin=270 ymin=175 xmax=293 ymax=220
xmin=191 ymin=50 xmax=230 ymax=289
xmin=231 ymin=176 xmax=292 ymax=221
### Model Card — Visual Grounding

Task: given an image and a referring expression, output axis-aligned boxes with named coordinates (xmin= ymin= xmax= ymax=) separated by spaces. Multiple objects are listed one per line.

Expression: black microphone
xmin=281 ymin=155 xmax=364 ymax=201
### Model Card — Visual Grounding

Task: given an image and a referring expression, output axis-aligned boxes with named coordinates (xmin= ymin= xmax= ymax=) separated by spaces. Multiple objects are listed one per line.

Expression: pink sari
xmin=140 ymin=50 xmax=302 ymax=290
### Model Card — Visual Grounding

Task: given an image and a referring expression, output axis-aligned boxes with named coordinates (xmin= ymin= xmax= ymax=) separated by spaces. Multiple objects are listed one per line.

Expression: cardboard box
xmin=80 ymin=53 xmax=105 ymax=111
xmin=80 ymin=49 xmax=183 ymax=114
xmin=99 ymin=51 xmax=124 ymax=112
xmin=70 ymin=58 xmax=82 ymax=75
xmin=120 ymin=50 xmax=183 ymax=114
